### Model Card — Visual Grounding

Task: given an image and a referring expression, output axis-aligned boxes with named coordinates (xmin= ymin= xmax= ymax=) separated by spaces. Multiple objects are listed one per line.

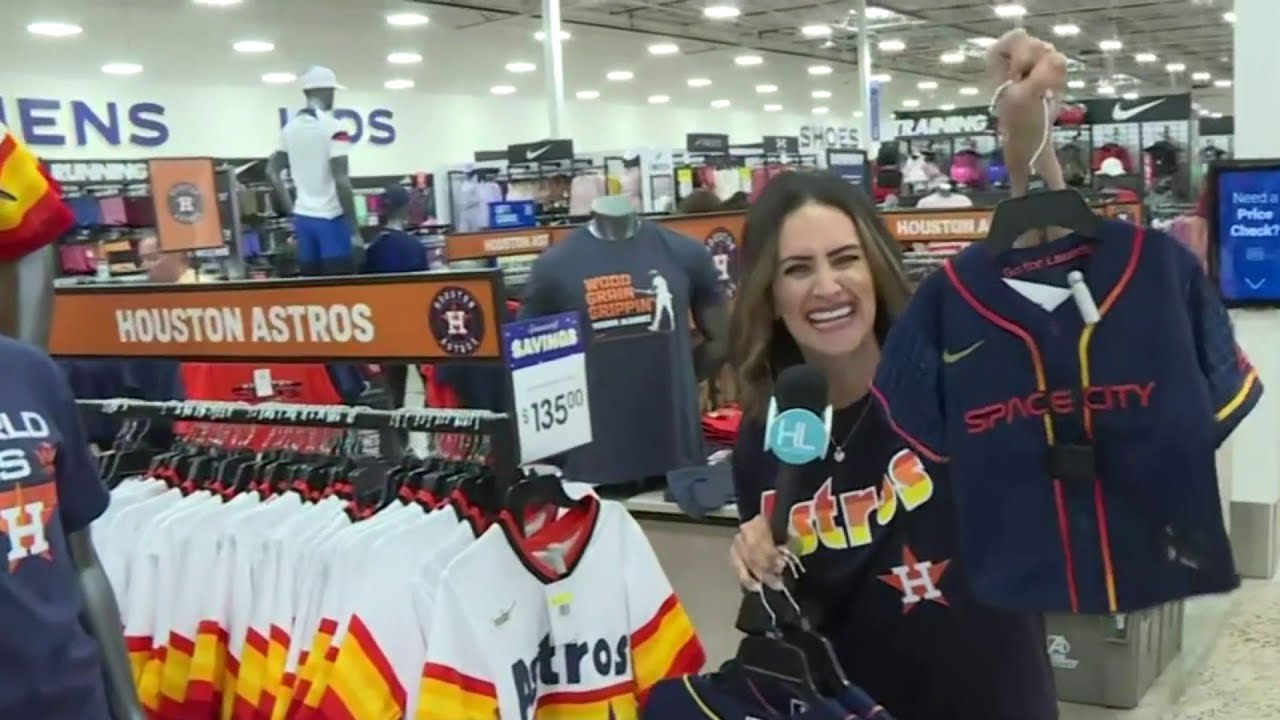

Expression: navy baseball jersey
xmin=872 ymin=220 xmax=1261 ymax=614
xmin=644 ymin=667 xmax=894 ymax=719
xmin=0 ymin=336 xmax=112 ymax=718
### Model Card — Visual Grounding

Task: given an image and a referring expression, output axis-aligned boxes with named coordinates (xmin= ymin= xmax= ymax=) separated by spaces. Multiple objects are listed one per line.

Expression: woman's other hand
xmin=730 ymin=514 xmax=789 ymax=592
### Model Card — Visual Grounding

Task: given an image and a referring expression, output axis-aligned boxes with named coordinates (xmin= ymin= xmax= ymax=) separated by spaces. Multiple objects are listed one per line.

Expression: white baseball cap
xmin=299 ymin=66 xmax=344 ymax=90
xmin=1098 ymin=157 xmax=1126 ymax=177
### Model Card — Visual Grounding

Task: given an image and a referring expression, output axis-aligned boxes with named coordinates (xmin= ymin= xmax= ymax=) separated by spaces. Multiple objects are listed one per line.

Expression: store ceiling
xmin=13 ymin=0 xmax=1235 ymax=117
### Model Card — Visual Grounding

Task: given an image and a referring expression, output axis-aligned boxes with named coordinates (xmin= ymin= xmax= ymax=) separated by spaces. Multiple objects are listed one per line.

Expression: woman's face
xmin=771 ymin=202 xmax=877 ymax=360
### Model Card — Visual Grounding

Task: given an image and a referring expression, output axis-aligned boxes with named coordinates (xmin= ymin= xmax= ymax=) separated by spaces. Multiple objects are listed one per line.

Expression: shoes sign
xmin=892 ymin=105 xmax=994 ymax=138
xmin=798 ymin=126 xmax=859 ymax=152
xmin=1080 ymin=93 xmax=1192 ymax=124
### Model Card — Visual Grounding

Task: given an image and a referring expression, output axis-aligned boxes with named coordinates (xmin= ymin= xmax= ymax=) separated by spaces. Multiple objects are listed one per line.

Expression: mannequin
xmin=521 ymin=194 xmax=729 ymax=485
xmin=0 ymin=246 xmax=144 ymax=719
xmin=266 ymin=66 xmax=358 ymax=276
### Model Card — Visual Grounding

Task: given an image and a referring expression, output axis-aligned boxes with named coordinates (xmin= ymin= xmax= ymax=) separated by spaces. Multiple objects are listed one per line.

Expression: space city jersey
xmin=419 ymin=497 xmax=705 ymax=719
xmin=872 ymin=221 xmax=1261 ymax=615
xmin=733 ymin=398 xmax=1057 ymax=720
xmin=0 ymin=336 xmax=112 ymax=719
xmin=521 ymin=223 xmax=723 ymax=484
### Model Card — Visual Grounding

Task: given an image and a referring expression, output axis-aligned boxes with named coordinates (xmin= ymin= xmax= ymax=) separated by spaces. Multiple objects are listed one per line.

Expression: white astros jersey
xmin=419 ymin=498 xmax=705 ymax=720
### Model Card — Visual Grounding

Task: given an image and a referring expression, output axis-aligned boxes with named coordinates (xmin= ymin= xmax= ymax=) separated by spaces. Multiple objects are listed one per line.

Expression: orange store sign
xmin=49 ymin=272 xmax=503 ymax=361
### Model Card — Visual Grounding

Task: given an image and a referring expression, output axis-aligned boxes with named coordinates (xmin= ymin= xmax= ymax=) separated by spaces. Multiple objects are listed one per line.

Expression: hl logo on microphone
xmin=764 ymin=402 xmax=832 ymax=465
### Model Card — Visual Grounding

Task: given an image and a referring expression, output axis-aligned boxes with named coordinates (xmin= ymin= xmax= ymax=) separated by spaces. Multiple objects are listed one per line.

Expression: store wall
xmin=0 ymin=72 xmax=816 ymax=175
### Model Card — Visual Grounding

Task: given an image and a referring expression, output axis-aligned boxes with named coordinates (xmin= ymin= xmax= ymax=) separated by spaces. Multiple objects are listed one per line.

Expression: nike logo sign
xmin=526 ymin=145 xmax=552 ymax=160
xmin=942 ymin=340 xmax=984 ymax=364
xmin=1111 ymin=99 xmax=1164 ymax=122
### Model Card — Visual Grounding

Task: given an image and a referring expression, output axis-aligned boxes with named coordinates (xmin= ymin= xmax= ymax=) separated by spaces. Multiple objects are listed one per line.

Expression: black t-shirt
xmin=733 ymin=395 xmax=1058 ymax=720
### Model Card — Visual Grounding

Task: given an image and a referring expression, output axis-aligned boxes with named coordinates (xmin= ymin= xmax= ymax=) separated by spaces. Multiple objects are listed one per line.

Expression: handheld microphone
xmin=763 ymin=365 xmax=833 ymax=545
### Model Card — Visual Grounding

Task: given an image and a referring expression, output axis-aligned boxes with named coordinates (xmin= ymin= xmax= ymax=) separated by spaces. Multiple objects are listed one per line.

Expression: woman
xmin=726 ymin=31 xmax=1062 ymax=720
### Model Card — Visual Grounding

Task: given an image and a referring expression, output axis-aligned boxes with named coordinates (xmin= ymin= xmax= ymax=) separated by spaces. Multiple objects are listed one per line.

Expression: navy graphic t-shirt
xmin=0 ymin=336 xmax=111 ymax=719
xmin=733 ymin=395 xmax=1057 ymax=720
xmin=522 ymin=223 xmax=722 ymax=484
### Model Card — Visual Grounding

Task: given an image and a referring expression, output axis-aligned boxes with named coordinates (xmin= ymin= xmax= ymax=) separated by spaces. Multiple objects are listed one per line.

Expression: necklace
xmin=830 ymin=397 xmax=873 ymax=463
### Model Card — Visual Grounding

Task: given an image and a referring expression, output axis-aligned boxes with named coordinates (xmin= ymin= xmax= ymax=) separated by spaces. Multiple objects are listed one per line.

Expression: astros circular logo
xmin=429 ymin=286 xmax=486 ymax=356
xmin=167 ymin=182 xmax=205 ymax=224
xmin=705 ymin=227 xmax=740 ymax=293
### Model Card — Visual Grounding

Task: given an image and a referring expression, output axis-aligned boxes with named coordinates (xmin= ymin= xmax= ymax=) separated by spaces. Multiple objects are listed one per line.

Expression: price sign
xmin=503 ymin=312 xmax=592 ymax=463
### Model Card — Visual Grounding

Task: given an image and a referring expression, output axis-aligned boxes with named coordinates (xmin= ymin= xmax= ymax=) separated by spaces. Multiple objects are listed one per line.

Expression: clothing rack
xmin=77 ymin=398 xmax=522 ymax=487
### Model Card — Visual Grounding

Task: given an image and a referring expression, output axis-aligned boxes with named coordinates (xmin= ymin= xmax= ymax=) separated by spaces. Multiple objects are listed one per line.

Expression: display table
xmin=624 ymin=490 xmax=742 ymax=668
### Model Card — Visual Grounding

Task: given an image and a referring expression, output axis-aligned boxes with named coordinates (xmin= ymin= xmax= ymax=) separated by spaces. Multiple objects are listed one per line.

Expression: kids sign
xmin=48 ymin=272 xmax=503 ymax=362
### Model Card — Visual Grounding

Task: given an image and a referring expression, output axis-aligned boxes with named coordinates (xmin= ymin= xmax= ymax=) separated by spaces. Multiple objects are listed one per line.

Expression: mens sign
xmin=0 ymin=97 xmax=167 ymax=148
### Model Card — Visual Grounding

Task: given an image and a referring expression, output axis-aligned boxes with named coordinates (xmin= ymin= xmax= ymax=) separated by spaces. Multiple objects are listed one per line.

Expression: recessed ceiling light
xmin=386 ymin=12 xmax=429 ymax=27
xmin=878 ymin=39 xmax=906 ymax=52
xmin=384 ymin=79 xmax=415 ymax=90
xmin=1223 ymin=11 xmax=1236 ymax=23
xmin=871 ymin=73 xmax=892 ymax=83
xmin=734 ymin=54 xmax=764 ymax=66
xmin=811 ymin=89 xmax=832 ymax=99
xmin=1134 ymin=53 xmax=1157 ymax=63
xmin=648 ymin=94 xmax=671 ymax=104
xmin=968 ymin=37 xmax=997 ymax=48
xmin=490 ymin=84 xmax=517 ymax=95
xmin=940 ymin=51 xmax=965 ymax=64
xmin=193 ymin=0 xmax=242 ymax=5
xmin=102 ymin=62 xmax=143 ymax=76
xmin=800 ymin=24 xmax=832 ymax=38
xmin=1211 ymin=112 xmax=1223 ymax=118
xmin=853 ymin=110 xmax=864 ymax=118
xmin=755 ymin=84 xmax=778 ymax=94
xmin=993 ymin=4 xmax=1026 ymax=19
xmin=1098 ymin=39 xmax=1123 ymax=52
xmin=506 ymin=61 xmax=537 ymax=73
xmin=388 ymin=51 xmax=423 ymax=64
xmin=812 ymin=106 xmax=830 ymax=115
xmin=648 ymin=42 xmax=680 ymax=55
xmin=940 ymin=103 xmax=956 ymax=111
xmin=703 ymin=4 xmax=741 ymax=20
xmin=1097 ymin=84 xmax=1116 ymax=95
xmin=1166 ymin=62 xmax=1186 ymax=72
xmin=808 ymin=64 xmax=833 ymax=76
xmin=1121 ymin=91 xmax=1139 ymax=100
xmin=902 ymin=99 xmax=920 ymax=108
xmin=534 ymin=29 xmax=572 ymax=41
xmin=575 ymin=89 xmax=600 ymax=99
xmin=687 ymin=77 xmax=712 ymax=87
xmin=1192 ymin=71 xmax=1212 ymax=82
xmin=1214 ymin=78 xmax=1233 ymax=88
xmin=1052 ymin=24 xmax=1080 ymax=37
xmin=1067 ymin=79 xmax=1086 ymax=89
xmin=763 ymin=104 xmax=783 ymax=112
xmin=262 ymin=72 xmax=297 ymax=84
xmin=864 ymin=6 xmax=895 ymax=20
xmin=233 ymin=40 xmax=274 ymax=53
xmin=26 ymin=21 xmax=83 ymax=38
xmin=959 ymin=86 xmax=980 ymax=96
xmin=710 ymin=98 xmax=732 ymax=108
xmin=917 ymin=80 xmax=938 ymax=90
xmin=606 ymin=70 xmax=633 ymax=81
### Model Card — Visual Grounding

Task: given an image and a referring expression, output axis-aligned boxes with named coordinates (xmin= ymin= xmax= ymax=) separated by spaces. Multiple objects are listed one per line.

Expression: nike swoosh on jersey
xmin=942 ymin=340 xmax=984 ymax=364
xmin=1111 ymin=99 xmax=1164 ymax=122
xmin=526 ymin=145 xmax=552 ymax=160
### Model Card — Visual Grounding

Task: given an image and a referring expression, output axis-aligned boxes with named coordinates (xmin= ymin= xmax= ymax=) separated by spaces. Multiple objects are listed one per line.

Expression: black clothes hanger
xmin=985 ymin=189 xmax=1101 ymax=256
xmin=504 ymin=470 xmax=584 ymax=532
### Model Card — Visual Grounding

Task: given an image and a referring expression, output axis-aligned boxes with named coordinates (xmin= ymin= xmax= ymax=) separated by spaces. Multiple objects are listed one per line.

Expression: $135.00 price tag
xmin=503 ymin=312 xmax=592 ymax=463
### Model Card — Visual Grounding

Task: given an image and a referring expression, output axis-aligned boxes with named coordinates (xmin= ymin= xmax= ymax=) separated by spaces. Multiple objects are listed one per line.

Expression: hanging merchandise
xmin=872 ymin=197 xmax=1262 ymax=615
xmin=520 ymin=206 xmax=728 ymax=485
xmin=82 ymin=398 xmax=703 ymax=720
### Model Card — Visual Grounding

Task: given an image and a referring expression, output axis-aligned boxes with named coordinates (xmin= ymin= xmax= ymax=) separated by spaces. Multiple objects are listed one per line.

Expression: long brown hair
xmin=730 ymin=172 xmax=912 ymax=418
